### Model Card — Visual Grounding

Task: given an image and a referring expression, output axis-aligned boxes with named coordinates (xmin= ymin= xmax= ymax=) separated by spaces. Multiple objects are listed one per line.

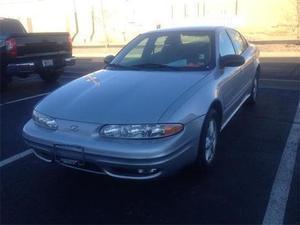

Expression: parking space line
xmin=262 ymin=98 xmax=300 ymax=225
xmin=0 ymin=92 xmax=50 ymax=106
xmin=0 ymin=149 xmax=33 ymax=168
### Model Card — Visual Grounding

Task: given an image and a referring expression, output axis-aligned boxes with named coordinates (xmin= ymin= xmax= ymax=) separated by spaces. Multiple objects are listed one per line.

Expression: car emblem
xmin=69 ymin=125 xmax=79 ymax=132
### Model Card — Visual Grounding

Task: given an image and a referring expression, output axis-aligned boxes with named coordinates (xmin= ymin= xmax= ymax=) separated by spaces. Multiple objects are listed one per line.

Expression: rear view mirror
xmin=220 ymin=54 xmax=245 ymax=68
xmin=104 ymin=55 xmax=115 ymax=65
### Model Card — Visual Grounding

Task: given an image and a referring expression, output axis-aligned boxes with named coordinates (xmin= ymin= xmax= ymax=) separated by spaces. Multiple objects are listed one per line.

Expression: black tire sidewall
xmin=1 ymin=69 xmax=9 ymax=91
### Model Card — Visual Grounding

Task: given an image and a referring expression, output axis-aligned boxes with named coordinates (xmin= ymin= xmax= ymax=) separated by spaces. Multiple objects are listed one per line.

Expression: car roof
xmin=144 ymin=26 xmax=227 ymax=34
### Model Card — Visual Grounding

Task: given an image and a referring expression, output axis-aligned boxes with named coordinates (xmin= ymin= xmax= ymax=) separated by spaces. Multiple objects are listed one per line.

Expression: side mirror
xmin=220 ymin=54 xmax=245 ymax=68
xmin=104 ymin=55 xmax=115 ymax=65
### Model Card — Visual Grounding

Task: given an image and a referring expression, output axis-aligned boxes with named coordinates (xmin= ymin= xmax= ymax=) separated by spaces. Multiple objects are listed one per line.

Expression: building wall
xmin=0 ymin=0 xmax=299 ymax=46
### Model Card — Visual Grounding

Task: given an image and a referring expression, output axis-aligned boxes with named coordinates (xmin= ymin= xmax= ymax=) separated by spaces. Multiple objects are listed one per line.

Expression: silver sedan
xmin=23 ymin=26 xmax=260 ymax=180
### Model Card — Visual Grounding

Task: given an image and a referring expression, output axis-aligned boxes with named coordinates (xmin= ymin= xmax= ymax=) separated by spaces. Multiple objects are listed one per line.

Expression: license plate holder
xmin=53 ymin=144 xmax=85 ymax=167
xmin=42 ymin=59 xmax=54 ymax=67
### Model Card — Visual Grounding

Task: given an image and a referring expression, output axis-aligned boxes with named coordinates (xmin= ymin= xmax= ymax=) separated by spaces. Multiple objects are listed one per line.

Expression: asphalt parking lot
xmin=0 ymin=57 xmax=299 ymax=224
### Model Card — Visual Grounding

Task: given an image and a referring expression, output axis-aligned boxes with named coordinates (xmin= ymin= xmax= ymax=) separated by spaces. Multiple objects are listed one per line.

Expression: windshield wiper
xmin=107 ymin=63 xmax=181 ymax=71
xmin=105 ymin=63 xmax=137 ymax=70
xmin=131 ymin=63 xmax=180 ymax=70
xmin=106 ymin=63 xmax=131 ymax=69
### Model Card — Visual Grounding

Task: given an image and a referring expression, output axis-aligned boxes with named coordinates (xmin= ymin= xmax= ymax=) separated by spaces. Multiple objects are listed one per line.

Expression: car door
xmin=227 ymin=29 xmax=253 ymax=100
xmin=217 ymin=29 xmax=243 ymax=122
xmin=239 ymin=32 xmax=257 ymax=92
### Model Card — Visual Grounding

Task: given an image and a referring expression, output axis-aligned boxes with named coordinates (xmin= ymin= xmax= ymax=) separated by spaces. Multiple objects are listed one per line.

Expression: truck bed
xmin=11 ymin=32 xmax=71 ymax=58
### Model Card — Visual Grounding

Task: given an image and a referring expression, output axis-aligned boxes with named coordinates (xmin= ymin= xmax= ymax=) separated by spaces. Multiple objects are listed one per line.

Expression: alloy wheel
xmin=204 ymin=119 xmax=217 ymax=163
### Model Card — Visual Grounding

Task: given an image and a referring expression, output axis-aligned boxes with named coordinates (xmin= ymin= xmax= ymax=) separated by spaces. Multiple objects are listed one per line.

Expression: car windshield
xmin=109 ymin=31 xmax=215 ymax=71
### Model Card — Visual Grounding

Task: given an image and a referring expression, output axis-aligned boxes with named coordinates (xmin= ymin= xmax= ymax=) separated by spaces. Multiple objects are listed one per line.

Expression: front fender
xmin=158 ymin=73 xmax=218 ymax=124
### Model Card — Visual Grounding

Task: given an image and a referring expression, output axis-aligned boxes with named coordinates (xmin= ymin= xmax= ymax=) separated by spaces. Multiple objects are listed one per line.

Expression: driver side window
xmin=219 ymin=30 xmax=235 ymax=57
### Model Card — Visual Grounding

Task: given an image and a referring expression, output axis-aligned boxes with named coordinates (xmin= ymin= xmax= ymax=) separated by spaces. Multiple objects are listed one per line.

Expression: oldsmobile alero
xmin=23 ymin=26 xmax=260 ymax=180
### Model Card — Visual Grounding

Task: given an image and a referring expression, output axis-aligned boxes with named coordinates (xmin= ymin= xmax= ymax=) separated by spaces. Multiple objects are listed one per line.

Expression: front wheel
xmin=39 ymin=69 xmax=63 ymax=83
xmin=196 ymin=109 xmax=220 ymax=168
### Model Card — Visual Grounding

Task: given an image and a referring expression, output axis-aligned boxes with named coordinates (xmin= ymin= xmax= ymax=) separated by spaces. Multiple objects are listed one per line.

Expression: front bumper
xmin=23 ymin=117 xmax=204 ymax=180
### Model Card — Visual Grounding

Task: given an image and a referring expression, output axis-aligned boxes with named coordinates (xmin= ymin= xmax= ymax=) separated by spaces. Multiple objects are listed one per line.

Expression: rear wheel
xmin=39 ymin=69 xmax=63 ymax=83
xmin=247 ymin=72 xmax=259 ymax=105
xmin=196 ymin=109 xmax=220 ymax=168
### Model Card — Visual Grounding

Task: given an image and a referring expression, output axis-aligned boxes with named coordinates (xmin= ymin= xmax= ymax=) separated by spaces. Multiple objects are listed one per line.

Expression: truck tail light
xmin=67 ymin=34 xmax=72 ymax=50
xmin=5 ymin=38 xmax=17 ymax=58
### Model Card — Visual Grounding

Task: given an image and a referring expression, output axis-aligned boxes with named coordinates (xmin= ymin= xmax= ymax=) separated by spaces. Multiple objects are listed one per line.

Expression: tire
xmin=39 ymin=69 xmax=63 ymax=83
xmin=1 ymin=69 xmax=10 ymax=91
xmin=1 ymin=79 xmax=9 ymax=91
xmin=246 ymin=72 xmax=259 ymax=105
xmin=196 ymin=109 xmax=220 ymax=168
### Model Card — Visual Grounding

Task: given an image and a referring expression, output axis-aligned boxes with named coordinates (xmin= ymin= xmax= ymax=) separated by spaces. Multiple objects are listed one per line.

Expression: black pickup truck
xmin=0 ymin=18 xmax=76 ymax=89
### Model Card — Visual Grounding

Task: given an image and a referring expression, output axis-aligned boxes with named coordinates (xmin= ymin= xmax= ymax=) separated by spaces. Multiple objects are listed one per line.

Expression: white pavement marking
xmin=0 ymin=92 xmax=49 ymax=106
xmin=0 ymin=149 xmax=33 ymax=168
xmin=262 ymin=97 xmax=300 ymax=225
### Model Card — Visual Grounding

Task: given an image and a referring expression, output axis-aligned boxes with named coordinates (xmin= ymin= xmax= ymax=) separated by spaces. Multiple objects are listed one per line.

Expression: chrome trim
xmin=64 ymin=57 xmax=76 ymax=62
xmin=7 ymin=62 xmax=35 ymax=73
xmin=64 ymin=57 xmax=76 ymax=66
xmin=7 ymin=62 xmax=35 ymax=67
xmin=12 ymin=62 xmax=35 ymax=67
xmin=221 ymin=94 xmax=251 ymax=130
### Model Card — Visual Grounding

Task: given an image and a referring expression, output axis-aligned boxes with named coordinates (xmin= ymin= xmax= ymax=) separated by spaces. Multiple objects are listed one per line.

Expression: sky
xmin=1 ymin=0 xmax=298 ymax=43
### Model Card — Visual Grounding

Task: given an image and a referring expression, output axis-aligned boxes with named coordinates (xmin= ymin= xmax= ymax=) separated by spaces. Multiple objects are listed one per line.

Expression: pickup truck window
xmin=0 ymin=19 xmax=26 ymax=35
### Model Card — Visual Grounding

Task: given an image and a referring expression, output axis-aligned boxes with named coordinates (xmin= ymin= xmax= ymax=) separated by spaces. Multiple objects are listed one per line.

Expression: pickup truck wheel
xmin=1 ymin=78 xmax=9 ymax=91
xmin=196 ymin=109 xmax=220 ymax=169
xmin=39 ymin=70 xmax=63 ymax=83
xmin=1 ymin=71 xmax=10 ymax=91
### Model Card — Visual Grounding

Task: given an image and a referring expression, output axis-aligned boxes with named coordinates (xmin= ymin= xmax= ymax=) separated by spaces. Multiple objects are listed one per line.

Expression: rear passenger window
xmin=180 ymin=34 xmax=211 ymax=65
xmin=219 ymin=30 xmax=235 ymax=57
xmin=153 ymin=36 xmax=168 ymax=54
xmin=227 ymin=29 xmax=248 ymax=55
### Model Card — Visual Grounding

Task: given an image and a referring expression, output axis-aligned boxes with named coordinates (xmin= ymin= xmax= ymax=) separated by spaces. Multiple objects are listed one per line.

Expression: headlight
xmin=100 ymin=124 xmax=183 ymax=139
xmin=32 ymin=110 xmax=58 ymax=130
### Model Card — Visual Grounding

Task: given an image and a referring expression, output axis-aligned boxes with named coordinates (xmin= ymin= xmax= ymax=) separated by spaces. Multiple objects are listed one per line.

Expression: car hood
xmin=36 ymin=69 xmax=210 ymax=124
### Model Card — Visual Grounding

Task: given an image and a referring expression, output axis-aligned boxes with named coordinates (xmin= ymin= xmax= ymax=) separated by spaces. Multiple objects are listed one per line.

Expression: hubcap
xmin=252 ymin=78 xmax=258 ymax=100
xmin=205 ymin=119 xmax=217 ymax=163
